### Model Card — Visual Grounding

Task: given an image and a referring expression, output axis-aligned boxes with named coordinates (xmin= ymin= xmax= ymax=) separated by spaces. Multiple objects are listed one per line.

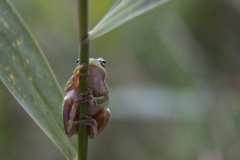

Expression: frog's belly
xmin=88 ymin=102 xmax=107 ymax=116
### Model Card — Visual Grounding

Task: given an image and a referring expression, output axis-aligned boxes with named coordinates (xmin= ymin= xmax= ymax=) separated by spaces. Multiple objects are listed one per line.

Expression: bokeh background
xmin=1 ymin=0 xmax=240 ymax=159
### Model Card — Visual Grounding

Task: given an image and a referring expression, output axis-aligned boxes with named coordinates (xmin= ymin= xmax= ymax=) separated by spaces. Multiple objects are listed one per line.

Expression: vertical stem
xmin=78 ymin=0 xmax=89 ymax=160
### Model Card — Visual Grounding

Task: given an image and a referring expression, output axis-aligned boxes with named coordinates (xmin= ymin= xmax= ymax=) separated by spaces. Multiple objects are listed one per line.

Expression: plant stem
xmin=78 ymin=0 xmax=89 ymax=160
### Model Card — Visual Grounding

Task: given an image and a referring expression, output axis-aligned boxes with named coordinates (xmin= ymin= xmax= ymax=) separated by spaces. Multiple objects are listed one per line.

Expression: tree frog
xmin=62 ymin=58 xmax=110 ymax=139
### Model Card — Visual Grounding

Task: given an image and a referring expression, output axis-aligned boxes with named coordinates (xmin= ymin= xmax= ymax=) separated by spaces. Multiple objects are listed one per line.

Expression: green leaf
xmin=0 ymin=1 xmax=77 ymax=159
xmin=89 ymin=0 xmax=169 ymax=40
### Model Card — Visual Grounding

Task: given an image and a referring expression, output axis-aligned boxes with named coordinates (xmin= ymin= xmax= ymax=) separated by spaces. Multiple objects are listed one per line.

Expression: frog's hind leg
xmin=70 ymin=114 xmax=98 ymax=137
xmin=62 ymin=97 xmax=78 ymax=137
xmin=64 ymin=99 xmax=98 ymax=137
xmin=88 ymin=108 xmax=111 ymax=139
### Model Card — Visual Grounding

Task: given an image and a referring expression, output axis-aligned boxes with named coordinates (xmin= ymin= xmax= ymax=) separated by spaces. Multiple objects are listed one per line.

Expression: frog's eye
xmin=101 ymin=60 xmax=107 ymax=67
xmin=76 ymin=59 xmax=80 ymax=65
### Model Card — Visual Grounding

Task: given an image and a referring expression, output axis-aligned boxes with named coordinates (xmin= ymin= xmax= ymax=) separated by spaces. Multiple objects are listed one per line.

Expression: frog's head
xmin=76 ymin=58 xmax=107 ymax=72
xmin=89 ymin=58 xmax=106 ymax=71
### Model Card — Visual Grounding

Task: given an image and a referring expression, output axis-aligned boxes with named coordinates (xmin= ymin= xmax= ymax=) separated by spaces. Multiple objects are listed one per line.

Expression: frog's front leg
xmin=64 ymin=63 xmax=90 ymax=92
xmin=79 ymin=89 xmax=107 ymax=106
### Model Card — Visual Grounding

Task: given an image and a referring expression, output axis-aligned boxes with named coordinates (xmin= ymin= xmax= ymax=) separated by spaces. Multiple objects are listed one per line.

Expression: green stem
xmin=78 ymin=0 xmax=89 ymax=160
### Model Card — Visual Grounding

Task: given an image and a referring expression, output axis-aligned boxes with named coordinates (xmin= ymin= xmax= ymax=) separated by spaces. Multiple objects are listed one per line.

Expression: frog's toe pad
xmin=73 ymin=117 xmax=97 ymax=127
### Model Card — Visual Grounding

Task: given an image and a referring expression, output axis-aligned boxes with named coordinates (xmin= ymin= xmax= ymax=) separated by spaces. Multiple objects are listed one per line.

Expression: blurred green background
xmin=1 ymin=0 xmax=240 ymax=159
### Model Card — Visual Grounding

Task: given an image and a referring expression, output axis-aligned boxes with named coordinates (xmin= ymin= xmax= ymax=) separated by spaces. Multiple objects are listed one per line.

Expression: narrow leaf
xmin=89 ymin=0 xmax=169 ymax=40
xmin=0 ymin=1 xmax=77 ymax=159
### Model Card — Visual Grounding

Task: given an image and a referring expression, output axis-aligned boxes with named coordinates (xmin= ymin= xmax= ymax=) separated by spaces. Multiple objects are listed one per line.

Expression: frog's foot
xmin=73 ymin=91 xmax=90 ymax=106
xmin=70 ymin=114 xmax=98 ymax=127
xmin=73 ymin=71 xmax=90 ymax=81
xmin=76 ymin=90 xmax=89 ymax=98
xmin=72 ymin=62 xmax=90 ymax=79
xmin=81 ymin=95 xmax=95 ymax=106
xmin=76 ymin=89 xmax=96 ymax=106
xmin=75 ymin=62 xmax=87 ymax=70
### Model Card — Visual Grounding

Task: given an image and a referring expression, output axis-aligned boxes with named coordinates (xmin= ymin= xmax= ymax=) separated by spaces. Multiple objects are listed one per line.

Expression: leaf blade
xmin=0 ymin=1 xmax=77 ymax=159
xmin=89 ymin=0 xmax=169 ymax=40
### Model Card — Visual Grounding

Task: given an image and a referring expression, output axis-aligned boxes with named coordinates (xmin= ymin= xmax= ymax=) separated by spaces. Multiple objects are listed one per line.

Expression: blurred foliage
xmin=0 ymin=1 xmax=78 ymax=159
xmin=89 ymin=0 xmax=169 ymax=39
xmin=1 ymin=0 xmax=240 ymax=160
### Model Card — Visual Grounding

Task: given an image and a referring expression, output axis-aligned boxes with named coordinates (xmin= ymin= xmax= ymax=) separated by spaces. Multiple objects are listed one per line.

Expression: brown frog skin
xmin=62 ymin=58 xmax=110 ymax=139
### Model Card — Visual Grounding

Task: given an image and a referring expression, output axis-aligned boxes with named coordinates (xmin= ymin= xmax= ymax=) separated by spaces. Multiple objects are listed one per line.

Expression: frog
xmin=62 ymin=58 xmax=110 ymax=139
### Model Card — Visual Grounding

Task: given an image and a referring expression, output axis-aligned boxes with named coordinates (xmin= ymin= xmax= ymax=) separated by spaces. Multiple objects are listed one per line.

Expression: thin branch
xmin=78 ymin=0 xmax=89 ymax=160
